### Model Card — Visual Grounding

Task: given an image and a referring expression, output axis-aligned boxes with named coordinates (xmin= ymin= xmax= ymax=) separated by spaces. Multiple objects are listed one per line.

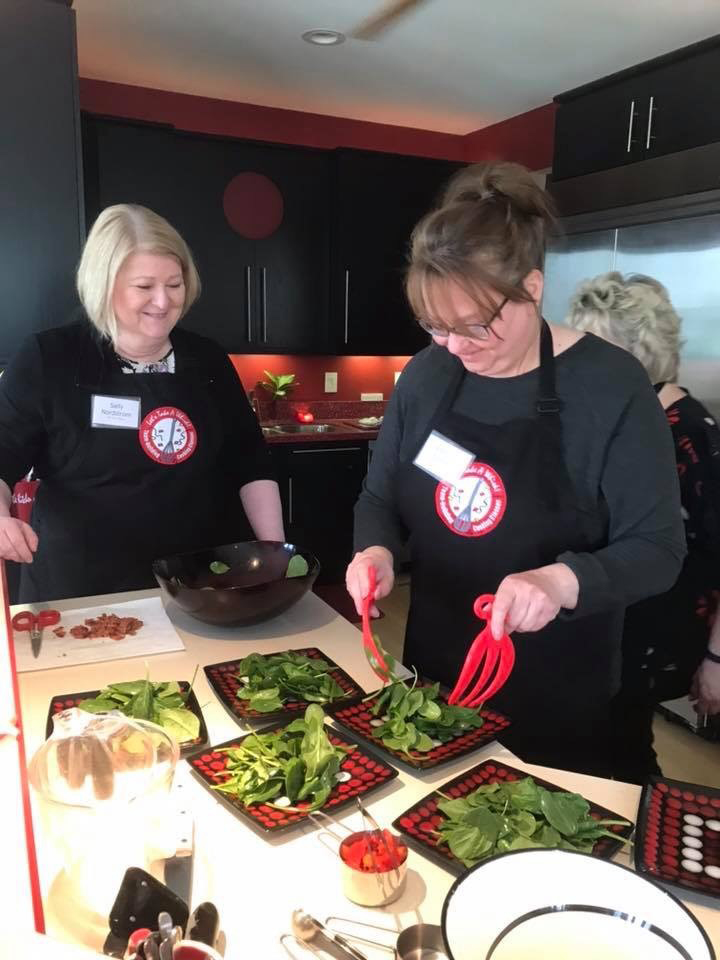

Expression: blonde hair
xmin=76 ymin=204 xmax=201 ymax=343
xmin=567 ymin=271 xmax=682 ymax=383
xmin=406 ymin=162 xmax=556 ymax=329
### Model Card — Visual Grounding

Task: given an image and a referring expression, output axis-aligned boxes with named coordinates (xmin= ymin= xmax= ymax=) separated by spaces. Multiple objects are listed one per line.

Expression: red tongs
xmin=448 ymin=593 xmax=515 ymax=707
xmin=361 ymin=566 xmax=392 ymax=683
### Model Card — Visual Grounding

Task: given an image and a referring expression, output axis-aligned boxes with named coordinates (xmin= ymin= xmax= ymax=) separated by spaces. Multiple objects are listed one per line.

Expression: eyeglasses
xmin=416 ymin=297 xmax=509 ymax=341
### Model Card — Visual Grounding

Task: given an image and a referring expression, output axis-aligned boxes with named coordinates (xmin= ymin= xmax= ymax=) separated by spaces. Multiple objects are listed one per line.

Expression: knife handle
xmin=186 ymin=902 xmax=219 ymax=948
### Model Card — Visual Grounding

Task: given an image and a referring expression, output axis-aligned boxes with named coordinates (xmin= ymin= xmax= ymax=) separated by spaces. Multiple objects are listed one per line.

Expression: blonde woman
xmin=0 ymin=204 xmax=283 ymax=602
xmin=568 ymin=272 xmax=720 ymax=780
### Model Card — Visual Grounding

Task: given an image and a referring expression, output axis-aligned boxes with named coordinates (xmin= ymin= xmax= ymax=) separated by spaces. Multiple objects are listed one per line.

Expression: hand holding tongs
xmin=448 ymin=593 xmax=515 ymax=708
xmin=361 ymin=566 xmax=392 ymax=683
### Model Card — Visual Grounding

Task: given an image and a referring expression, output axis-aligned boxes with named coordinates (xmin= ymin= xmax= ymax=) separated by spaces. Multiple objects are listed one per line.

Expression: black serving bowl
xmin=153 ymin=540 xmax=320 ymax=626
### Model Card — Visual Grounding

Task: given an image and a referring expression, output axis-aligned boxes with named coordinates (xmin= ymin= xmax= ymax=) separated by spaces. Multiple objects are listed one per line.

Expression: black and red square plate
xmin=392 ymin=758 xmax=634 ymax=875
xmin=45 ymin=681 xmax=208 ymax=758
xmin=203 ymin=647 xmax=364 ymax=726
xmin=186 ymin=722 xmax=398 ymax=837
xmin=325 ymin=686 xmax=511 ymax=772
xmin=636 ymin=775 xmax=720 ymax=900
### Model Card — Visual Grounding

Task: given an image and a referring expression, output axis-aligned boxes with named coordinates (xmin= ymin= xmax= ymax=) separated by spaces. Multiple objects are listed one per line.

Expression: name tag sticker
xmin=413 ymin=430 xmax=475 ymax=486
xmin=91 ymin=394 xmax=141 ymax=430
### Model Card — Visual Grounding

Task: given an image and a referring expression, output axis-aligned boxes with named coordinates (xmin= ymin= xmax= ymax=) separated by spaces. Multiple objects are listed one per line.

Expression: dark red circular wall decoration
xmin=222 ymin=172 xmax=284 ymax=239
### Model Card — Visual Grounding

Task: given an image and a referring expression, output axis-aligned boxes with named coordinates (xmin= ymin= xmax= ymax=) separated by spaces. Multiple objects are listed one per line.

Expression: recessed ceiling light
xmin=302 ymin=29 xmax=345 ymax=46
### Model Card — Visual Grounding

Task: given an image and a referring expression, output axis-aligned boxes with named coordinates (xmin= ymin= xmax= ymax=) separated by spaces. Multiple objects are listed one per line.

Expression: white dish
xmin=442 ymin=849 xmax=714 ymax=960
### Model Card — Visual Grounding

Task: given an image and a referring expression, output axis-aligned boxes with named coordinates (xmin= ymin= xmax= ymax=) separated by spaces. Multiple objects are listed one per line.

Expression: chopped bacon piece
xmin=70 ymin=625 xmax=90 ymax=639
xmin=65 ymin=613 xmax=145 ymax=641
xmin=53 ymin=627 xmax=66 ymax=638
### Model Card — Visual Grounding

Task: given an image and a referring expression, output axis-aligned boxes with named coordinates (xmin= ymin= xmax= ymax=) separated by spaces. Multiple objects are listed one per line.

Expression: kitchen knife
xmin=163 ymin=807 xmax=194 ymax=913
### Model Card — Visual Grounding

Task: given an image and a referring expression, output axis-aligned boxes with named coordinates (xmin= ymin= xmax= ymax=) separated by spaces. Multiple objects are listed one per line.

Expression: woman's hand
xmin=690 ymin=659 xmax=720 ymax=717
xmin=0 ymin=516 xmax=38 ymax=563
xmin=490 ymin=562 xmax=579 ymax=640
xmin=345 ymin=546 xmax=395 ymax=618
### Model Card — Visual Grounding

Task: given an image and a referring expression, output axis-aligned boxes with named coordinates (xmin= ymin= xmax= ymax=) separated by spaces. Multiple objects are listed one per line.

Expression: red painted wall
xmin=462 ymin=103 xmax=556 ymax=170
xmin=229 ymin=353 xmax=411 ymax=402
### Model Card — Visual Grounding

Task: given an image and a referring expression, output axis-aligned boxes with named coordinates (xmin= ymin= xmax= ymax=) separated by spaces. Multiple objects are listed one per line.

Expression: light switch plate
xmin=361 ymin=392 xmax=383 ymax=401
xmin=324 ymin=371 xmax=338 ymax=393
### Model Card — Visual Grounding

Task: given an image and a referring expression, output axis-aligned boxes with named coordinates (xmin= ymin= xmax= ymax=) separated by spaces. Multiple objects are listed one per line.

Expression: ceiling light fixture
xmin=302 ymin=29 xmax=345 ymax=46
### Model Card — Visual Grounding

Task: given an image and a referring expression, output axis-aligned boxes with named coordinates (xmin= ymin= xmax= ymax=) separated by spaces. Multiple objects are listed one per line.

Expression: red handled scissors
xmin=12 ymin=609 xmax=61 ymax=659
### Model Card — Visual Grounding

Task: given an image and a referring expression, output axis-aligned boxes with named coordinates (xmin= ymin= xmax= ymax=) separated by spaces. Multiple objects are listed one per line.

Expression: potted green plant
xmin=256 ymin=371 xmax=297 ymax=419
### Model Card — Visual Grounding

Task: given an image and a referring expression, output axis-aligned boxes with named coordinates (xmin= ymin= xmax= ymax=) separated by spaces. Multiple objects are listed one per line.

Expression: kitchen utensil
xmin=392 ymin=758 xmax=633 ymax=876
xmin=186 ymin=724 xmax=396 ymax=836
xmin=203 ymin=648 xmax=363 ymax=727
xmin=308 ymin=807 xmax=408 ymax=907
xmin=451 ymin=477 xmax=483 ymax=534
xmin=186 ymin=904 xmax=220 ymax=948
xmin=153 ymin=540 xmax=319 ymax=627
xmin=326 ymin=689 xmax=510 ymax=772
xmin=635 ymin=774 xmax=720 ymax=901
xmin=361 ymin=566 xmax=391 ymax=681
xmin=447 ymin=594 xmax=515 ymax=707
xmin=356 ymin=795 xmax=402 ymax=885
xmin=45 ymin=681 xmax=208 ymax=758
xmin=163 ymin=807 xmax=194 ymax=909
xmin=173 ymin=941 xmax=224 ymax=960
xmin=12 ymin=607 xmax=60 ymax=658
xmin=291 ymin=910 xmax=368 ymax=960
xmin=325 ymin=917 xmax=449 ymax=960
xmin=442 ymin=848 xmax=714 ymax=960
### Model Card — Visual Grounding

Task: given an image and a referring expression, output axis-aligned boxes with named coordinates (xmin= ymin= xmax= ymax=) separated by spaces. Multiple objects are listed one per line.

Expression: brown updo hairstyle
xmin=406 ymin=163 xmax=556 ymax=331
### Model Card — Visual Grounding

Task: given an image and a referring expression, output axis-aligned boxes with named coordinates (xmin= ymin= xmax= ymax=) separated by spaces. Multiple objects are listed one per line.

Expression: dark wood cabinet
xmin=331 ymin=150 xmax=458 ymax=356
xmin=82 ymin=119 xmax=459 ymax=357
xmin=0 ymin=0 xmax=83 ymax=366
xmin=271 ymin=441 xmax=369 ymax=583
xmin=553 ymin=37 xmax=720 ymax=182
xmin=83 ymin=117 xmax=330 ymax=354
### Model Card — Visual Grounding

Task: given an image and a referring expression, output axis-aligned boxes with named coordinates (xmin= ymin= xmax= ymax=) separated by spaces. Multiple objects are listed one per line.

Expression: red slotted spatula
xmin=448 ymin=593 xmax=515 ymax=707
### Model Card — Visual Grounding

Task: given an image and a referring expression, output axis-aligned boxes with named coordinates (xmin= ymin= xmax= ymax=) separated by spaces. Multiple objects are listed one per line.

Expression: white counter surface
xmin=13 ymin=588 xmax=720 ymax=957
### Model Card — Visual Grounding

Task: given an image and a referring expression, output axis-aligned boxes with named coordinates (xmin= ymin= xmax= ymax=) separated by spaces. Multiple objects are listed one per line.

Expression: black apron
xmin=397 ymin=322 xmax=620 ymax=776
xmin=21 ymin=336 xmax=251 ymax=603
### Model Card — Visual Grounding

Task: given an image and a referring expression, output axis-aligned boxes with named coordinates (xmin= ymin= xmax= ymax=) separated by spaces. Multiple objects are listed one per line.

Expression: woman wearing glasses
xmin=345 ymin=162 xmax=685 ymax=776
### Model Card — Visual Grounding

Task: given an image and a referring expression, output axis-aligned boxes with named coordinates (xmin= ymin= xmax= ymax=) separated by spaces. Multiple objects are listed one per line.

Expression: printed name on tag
xmin=413 ymin=430 xmax=475 ymax=486
xmin=91 ymin=394 xmax=141 ymax=429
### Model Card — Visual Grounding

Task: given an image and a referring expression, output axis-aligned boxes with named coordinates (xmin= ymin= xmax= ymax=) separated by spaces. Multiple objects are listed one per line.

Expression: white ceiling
xmin=74 ymin=0 xmax=720 ymax=135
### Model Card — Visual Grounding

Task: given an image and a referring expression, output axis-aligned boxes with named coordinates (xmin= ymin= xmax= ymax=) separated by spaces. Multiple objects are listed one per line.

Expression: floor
xmin=365 ymin=576 xmax=720 ymax=788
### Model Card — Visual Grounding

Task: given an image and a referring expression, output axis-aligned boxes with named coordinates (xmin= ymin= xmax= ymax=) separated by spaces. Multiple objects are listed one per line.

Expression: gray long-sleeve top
xmin=354 ymin=333 xmax=686 ymax=619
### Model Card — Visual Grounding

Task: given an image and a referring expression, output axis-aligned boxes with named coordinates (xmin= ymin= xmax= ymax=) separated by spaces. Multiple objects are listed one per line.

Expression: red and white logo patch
xmin=435 ymin=461 xmax=507 ymax=537
xmin=139 ymin=406 xmax=197 ymax=466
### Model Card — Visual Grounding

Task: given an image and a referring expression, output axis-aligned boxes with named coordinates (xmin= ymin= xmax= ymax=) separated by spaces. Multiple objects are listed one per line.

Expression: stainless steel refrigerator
xmin=543 ymin=189 xmax=720 ymax=739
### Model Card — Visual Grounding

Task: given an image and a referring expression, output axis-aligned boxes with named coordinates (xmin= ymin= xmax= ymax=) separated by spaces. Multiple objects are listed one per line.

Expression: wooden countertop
xmin=10 ymin=588 xmax=720 ymax=957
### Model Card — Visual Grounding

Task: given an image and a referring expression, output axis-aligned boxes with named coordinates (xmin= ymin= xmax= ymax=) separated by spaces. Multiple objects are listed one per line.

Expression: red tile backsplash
xmin=229 ymin=354 xmax=411 ymax=402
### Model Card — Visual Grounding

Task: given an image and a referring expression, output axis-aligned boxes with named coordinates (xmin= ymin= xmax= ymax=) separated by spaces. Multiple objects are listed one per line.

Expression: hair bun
xmin=443 ymin=162 xmax=555 ymax=223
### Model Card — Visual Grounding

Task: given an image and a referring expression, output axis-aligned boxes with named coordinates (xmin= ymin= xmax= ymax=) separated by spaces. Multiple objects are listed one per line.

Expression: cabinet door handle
xmin=344 ymin=269 xmax=350 ymax=345
xmin=626 ymin=99 xmax=637 ymax=153
xmin=261 ymin=266 xmax=268 ymax=343
xmin=245 ymin=265 xmax=252 ymax=342
xmin=288 ymin=476 xmax=293 ymax=525
xmin=645 ymin=95 xmax=656 ymax=149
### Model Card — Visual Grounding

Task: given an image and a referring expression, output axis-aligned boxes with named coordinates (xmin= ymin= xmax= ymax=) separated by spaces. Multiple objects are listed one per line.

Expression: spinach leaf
xmin=286 ymin=555 xmax=309 ymax=578
xmin=235 ymin=650 xmax=345 ymax=712
xmin=210 ymin=560 xmax=230 ymax=574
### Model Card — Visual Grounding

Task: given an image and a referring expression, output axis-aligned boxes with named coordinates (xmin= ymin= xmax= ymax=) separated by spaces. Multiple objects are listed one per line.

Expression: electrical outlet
xmin=324 ymin=371 xmax=338 ymax=393
xmin=394 ymin=371 xmax=401 ymax=385
xmin=361 ymin=392 xmax=383 ymax=402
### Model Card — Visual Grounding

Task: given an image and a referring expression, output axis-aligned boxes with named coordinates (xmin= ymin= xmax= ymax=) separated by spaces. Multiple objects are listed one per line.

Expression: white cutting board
xmin=12 ymin=597 xmax=185 ymax=673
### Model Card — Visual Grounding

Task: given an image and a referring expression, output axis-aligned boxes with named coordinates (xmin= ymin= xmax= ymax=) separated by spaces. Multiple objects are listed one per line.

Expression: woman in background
xmin=568 ymin=272 xmax=720 ymax=782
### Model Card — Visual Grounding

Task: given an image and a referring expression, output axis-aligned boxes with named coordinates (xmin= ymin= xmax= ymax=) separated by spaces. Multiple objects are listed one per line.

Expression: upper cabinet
xmin=331 ymin=149 xmax=458 ymax=356
xmin=83 ymin=117 xmax=330 ymax=355
xmin=552 ymin=37 xmax=720 ymax=182
xmin=82 ymin=117 xmax=458 ymax=357
xmin=1 ymin=0 xmax=84 ymax=366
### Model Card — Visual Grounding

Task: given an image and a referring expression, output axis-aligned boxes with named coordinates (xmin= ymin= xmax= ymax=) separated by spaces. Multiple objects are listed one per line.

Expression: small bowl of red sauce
xmin=339 ymin=829 xmax=408 ymax=906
